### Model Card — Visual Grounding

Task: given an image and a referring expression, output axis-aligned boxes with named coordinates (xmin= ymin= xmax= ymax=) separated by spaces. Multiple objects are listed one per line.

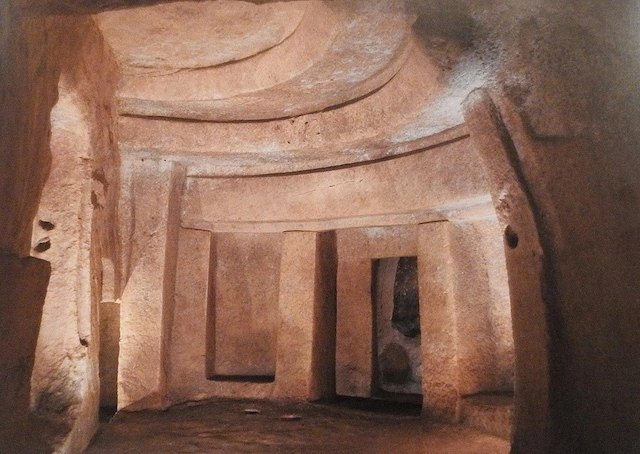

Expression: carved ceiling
xmin=32 ymin=0 xmax=482 ymax=175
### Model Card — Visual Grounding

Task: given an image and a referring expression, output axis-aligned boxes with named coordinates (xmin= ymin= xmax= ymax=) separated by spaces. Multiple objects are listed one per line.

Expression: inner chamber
xmin=24 ymin=0 xmax=518 ymax=449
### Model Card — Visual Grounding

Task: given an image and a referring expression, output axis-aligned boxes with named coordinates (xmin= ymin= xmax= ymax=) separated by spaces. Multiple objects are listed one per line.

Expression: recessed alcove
xmin=205 ymin=232 xmax=282 ymax=383
xmin=372 ymin=256 xmax=422 ymax=399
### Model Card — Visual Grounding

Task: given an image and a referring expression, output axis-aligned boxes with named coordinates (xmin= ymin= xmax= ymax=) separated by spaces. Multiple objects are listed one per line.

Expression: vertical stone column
xmin=417 ymin=221 xmax=460 ymax=422
xmin=448 ymin=219 xmax=514 ymax=395
xmin=335 ymin=259 xmax=374 ymax=397
xmin=168 ymin=227 xmax=213 ymax=402
xmin=464 ymin=91 xmax=550 ymax=452
xmin=274 ymin=231 xmax=336 ymax=400
xmin=117 ymin=160 xmax=184 ymax=410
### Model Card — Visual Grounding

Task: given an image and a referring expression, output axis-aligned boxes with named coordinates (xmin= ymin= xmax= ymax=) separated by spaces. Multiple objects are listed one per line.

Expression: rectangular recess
xmin=205 ymin=232 xmax=282 ymax=383
xmin=372 ymin=256 xmax=422 ymax=397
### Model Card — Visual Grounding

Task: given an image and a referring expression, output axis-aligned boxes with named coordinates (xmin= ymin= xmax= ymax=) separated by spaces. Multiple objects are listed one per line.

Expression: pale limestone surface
xmin=4 ymin=3 xmax=514 ymax=451
xmin=211 ymin=232 xmax=282 ymax=378
xmin=112 ymin=2 xmax=413 ymax=121
xmin=449 ymin=219 xmax=514 ymax=395
xmin=112 ymin=1 xmax=337 ymax=100
xmin=166 ymin=228 xmax=337 ymax=405
xmin=116 ymin=45 xmax=446 ymax=175
xmin=117 ymin=161 xmax=184 ymax=411
xmin=2 ymin=1 xmax=640 ymax=453
xmin=25 ymin=16 xmax=121 ymax=454
xmin=96 ymin=1 xmax=306 ymax=72
xmin=335 ymin=258 xmax=374 ymax=398
xmin=29 ymin=86 xmax=98 ymax=452
xmin=119 ymin=130 xmax=510 ymax=419
xmin=274 ymin=230 xmax=336 ymax=400
xmin=168 ymin=228 xmax=278 ymax=403
xmin=418 ymin=222 xmax=459 ymax=422
xmin=181 ymin=138 xmax=489 ymax=227
xmin=170 ymin=228 xmax=219 ymax=402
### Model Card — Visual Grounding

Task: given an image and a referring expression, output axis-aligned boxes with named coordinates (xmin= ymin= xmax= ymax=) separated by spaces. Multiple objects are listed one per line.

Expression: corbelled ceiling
xmin=82 ymin=0 xmax=478 ymax=176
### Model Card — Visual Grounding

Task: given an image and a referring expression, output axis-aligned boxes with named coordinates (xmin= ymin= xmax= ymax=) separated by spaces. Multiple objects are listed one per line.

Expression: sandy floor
xmin=86 ymin=398 xmax=510 ymax=454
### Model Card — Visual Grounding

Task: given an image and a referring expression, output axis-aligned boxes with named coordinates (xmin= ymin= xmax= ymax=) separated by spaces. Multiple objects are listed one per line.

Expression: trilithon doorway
xmin=371 ymin=256 xmax=422 ymax=407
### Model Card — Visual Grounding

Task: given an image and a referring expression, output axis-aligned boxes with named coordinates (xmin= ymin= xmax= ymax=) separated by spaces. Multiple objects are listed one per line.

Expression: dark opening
xmin=207 ymin=374 xmax=275 ymax=383
xmin=505 ymin=225 xmax=519 ymax=249
xmin=332 ymin=394 xmax=422 ymax=415
xmin=371 ymin=257 xmax=422 ymax=403
xmin=38 ymin=220 xmax=55 ymax=231
xmin=33 ymin=237 xmax=51 ymax=252
xmin=391 ymin=256 xmax=420 ymax=338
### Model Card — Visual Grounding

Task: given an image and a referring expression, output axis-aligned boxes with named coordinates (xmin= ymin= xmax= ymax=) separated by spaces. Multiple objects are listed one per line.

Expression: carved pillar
xmin=117 ymin=160 xmax=184 ymax=410
xmin=274 ymin=230 xmax=336 ymax=400
xmin=417 ymin=221 xmax=460 ymax=422
xmin=464 ymin=90 xmax=550 ymax=453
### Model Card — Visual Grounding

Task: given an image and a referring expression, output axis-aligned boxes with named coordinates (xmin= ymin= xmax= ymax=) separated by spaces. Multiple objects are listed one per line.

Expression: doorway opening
xmin=372 ymin=256 xmax=422 ymax=408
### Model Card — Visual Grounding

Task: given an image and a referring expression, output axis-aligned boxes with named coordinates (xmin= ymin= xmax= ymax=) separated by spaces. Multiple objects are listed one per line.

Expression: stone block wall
xmin=115 ymin=134 xmax=514 ymax=420
xmin=4 ymin=3 xmax=638 ymax=452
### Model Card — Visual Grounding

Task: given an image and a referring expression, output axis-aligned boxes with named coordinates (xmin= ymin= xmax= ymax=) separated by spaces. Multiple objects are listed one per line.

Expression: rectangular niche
xmin=206 ymin=232 xmax=282 ymax=382
xmin=335 ymin=225 xmax=418 ymax=399
xmin=372 ymin=256 xmax=423 ymax=399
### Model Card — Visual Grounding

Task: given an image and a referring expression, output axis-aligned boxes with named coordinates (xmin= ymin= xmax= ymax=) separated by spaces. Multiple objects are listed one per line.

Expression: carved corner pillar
xmin=117 ymin=160 xmax=185 ymax=411
xmin=417 ymin=221 xmax=460 ymax=422
xmin=274 ymin=230 xmax=337 ymax=401
xmin=464 ymin=90 xmax=551 ymax=453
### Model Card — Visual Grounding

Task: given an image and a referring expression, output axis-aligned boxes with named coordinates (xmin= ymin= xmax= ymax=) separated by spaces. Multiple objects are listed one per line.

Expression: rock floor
xmin=86 ymin=398 xmax=510 ymax=453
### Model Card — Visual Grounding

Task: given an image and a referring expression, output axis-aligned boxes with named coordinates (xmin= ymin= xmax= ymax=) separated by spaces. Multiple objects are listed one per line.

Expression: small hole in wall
xmin=505 ymin=225 xmax=519 ymax=249
xmin=39 ymin=220 xmax=55 ymax=231
xmin=33 ymin=237 xmax=51 ymax=252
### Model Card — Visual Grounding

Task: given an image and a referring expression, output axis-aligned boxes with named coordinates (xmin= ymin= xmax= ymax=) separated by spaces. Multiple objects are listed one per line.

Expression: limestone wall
xmin=25 ymin=15 xmax=121 ymax=454
xmin=0 ymin=255 xmax=50 ymax=452
xmin=410 ymin=3 xmax=640 ymax=449
xmin=0 ymin=3 xmax=57 ymax=256
xmin=2 ymin=1 xmax=640 ymax=453
xmin=113 ymin=135 xmax=516 ymax=417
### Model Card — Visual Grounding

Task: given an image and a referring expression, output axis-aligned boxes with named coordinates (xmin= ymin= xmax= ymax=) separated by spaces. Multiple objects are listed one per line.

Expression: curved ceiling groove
xmin=95 ymin=0 xmax=467 ymax=176
xmin=96 ymin=1 xmax=308 ymax=71
xmin=111 ymin=3 xmax=414 ymax=120
xmin=112 ymin=1 xmax=341 ymax=101
xmin=117 ymin=42 xmax=459 ymax=175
